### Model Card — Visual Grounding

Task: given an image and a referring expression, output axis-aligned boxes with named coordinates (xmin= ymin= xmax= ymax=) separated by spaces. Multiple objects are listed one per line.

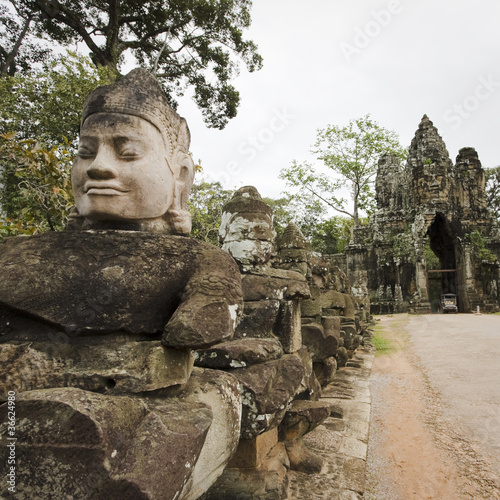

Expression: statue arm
xmin=162 ymin=248 xmax=243 ymax=349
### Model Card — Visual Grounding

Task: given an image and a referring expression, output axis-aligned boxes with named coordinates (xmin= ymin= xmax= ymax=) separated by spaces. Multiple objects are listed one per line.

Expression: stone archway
xmin=425 ymin=213 xmax=463 ymax=312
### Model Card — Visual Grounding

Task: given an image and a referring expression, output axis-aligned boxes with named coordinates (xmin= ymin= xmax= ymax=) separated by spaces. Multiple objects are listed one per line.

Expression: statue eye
xmin=119 ymin=148 xmax=142 ymax=158
xmin=77 ymin=146 xmax=96 ymax=158
xmin=116 ymin=138 xmax=145 ymax=159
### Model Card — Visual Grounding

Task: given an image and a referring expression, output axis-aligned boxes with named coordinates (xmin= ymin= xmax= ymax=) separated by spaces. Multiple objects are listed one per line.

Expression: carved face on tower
xmin=416 ymin=160 xmax=448 ymax=205
xmin=71 ymin=69 xmax=194 ymax=234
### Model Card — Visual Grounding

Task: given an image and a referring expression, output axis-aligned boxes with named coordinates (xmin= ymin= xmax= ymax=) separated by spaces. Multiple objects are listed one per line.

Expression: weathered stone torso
xmin=0 ymin=230 xmax=241 ymax=340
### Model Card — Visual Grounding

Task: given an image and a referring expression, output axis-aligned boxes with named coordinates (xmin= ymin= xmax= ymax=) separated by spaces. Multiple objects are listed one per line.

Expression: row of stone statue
xmin=0 ymin=69 xmax=367 ymax=499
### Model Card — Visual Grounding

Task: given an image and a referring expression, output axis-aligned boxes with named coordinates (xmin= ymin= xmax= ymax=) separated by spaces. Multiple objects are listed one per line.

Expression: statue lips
xmin=85 ymin=183 xmax=129 ymax=196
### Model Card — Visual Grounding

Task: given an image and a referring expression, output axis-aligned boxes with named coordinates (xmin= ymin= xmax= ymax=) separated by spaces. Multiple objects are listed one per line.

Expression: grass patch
xmin=371 ymin=323 xmax=396 ymax=356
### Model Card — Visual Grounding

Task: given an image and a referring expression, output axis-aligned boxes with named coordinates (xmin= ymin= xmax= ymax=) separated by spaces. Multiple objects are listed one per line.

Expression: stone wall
xmin=200 ymin=187 xmax=369 ymax=499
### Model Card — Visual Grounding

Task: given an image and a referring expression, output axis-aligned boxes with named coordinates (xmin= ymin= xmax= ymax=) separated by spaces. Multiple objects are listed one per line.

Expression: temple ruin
xmin=342 ymin=115 xmax=500 ymax=314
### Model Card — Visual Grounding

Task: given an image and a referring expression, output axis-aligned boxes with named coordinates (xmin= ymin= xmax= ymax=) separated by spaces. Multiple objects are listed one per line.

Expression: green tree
xmin=189 ymin=186 xmax=353 ymax=254
xmin=0 ymin=52 xmax=113 ymax=231
xmin=485 ymin=165 xmax=500 ymax=220
xmin=263 ymin=195 xmax=354 ymax=255
xmin=0 ymin=51 xmax=114 ymax=145
xmin=0 ymin=132 xmax=74 ymax=238
xmin=188 ymin=179 xmax=233 ymax=246
xmin=13 ymin=0 xmax=262 ymax=129
xmin=310 ymin=217 xmax=354 ymax=255
xmin=280 ymin=115 xmax=406 ymax=226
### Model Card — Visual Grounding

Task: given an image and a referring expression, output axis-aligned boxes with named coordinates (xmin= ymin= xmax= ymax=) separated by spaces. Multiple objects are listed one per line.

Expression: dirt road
xmin=365 ymin=313 xmax=500 ymax=500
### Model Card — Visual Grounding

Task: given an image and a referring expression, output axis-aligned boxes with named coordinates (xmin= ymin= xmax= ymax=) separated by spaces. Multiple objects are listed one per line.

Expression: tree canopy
xmin=280 ymin=115 xmax=406 ymax=226
xmin=0 ymin=51 xmax=114 ymax=145
xmin=485 ymin=165 xmax=500 ymax=220
xmin=7 ymin=0 xmax=263 ymax=128
xmin=188 ymin=178 xmax=233 ymax=246
xmin=264 ymin=195 xmax=354 ymax=255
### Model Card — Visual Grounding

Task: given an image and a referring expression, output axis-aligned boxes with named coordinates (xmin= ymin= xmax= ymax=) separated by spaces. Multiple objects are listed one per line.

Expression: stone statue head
xmin=71 ymin=69 xmax=195 ymax=234
xmin=219 ymin=186 xmax=275 ymax=273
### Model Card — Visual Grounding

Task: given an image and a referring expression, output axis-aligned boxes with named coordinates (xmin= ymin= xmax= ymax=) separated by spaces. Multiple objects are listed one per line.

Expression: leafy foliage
xmin=280 ymin=115 xmax=406 ymax=226
xmin=0 ymin=51 xmax=114 ymax=146
xmin=424 ymin=239 xmax=440 ymax=269
xmin=263 ymin=195 xmax=324 ymax=239
xmin=0 ymin=132 xmax=74 ymax=238
xmin=263 ymin=195 xmax=354 ymax=254
xmin=188 ymin=184 xmax=353 ymax=254
xmin=310 ymin=217 xmax=354 ymax=255
xmin=188 ymin=179 xmax=233 ymax=246
xmin=485 ymin=165 xmax=500 ymax=220
xmin=12 ymin=0 xmax=263 ymax=128
xmin=468 ymin=230 xmax=498 ymax=264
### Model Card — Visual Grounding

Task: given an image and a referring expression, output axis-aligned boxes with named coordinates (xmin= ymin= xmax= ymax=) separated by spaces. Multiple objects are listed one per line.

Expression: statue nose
xmin=86 ymin=152 xmax=118 ymax=180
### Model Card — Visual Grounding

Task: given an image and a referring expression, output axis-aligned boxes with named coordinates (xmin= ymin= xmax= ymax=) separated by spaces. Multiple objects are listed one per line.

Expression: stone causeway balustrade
xmin=0 ymin=69 xmax=371 ymax=500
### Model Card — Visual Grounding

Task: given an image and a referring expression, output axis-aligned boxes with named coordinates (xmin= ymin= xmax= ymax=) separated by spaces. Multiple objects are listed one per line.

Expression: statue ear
xmin=165 ymin=152 xmax=194 ymax=235
xmin=176 ymin=153 xmax=195 ymax=212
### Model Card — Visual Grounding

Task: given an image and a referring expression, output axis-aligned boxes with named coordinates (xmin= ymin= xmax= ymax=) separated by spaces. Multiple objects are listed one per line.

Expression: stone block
xmin=230 ymin=354 xmax=305 ymax=439
xmin=0 ymin=231 xmax=243 ymax=349
xmin=302 ymin=423 xmax=343 ymax=454
xmin=235 ymin=300 xmax=280 ymax=339
xmin=301 ymin=323 xmax=338 ymax=361
xmin=274 ymin=299 xmax=302 ymax=354
xmin=167 ymin=368 xmax=242 ymax=500
xmin=292 ymin=346 xmax=321 ymax=401
xmin=0 ymin=340 xmax=193 ymax=397
xmin=0 ymin=387 xmax=212 ymax=500
xmin=285 ymin=439 xmax=325 ymax=474
xmin=204 ymin=442 xmax=289 ymax=500
xmin=277 ymin=248 xmax=308 ymax=262
xmin=278 ymin=260 xmax=309 ymax=275
xmin=241 ymin=274 xmax=309 ymax=301
xmin=340 ymin=320 xmax=357 ymax=336
xmin=322 ymin=308 xmax=342 ymax=316
xmin=313 ymin=356 xmax=338 ymax=387
xmin=228 ymin=427 xmax=278 ymax=468
xmin=194 ymin=338 xmax=283 ymax=368
xmin=279 ymin=400 xmax=332 ymax=440
xmin=319 ymin=291 xmax=356 ymax=319
xmin=300 ymin=285 xmax=322 ymax=317
xmin=319 ymin=289 xmax=346 ymax=309
xmin=337 ymin=347 xmax=349 ymax=367
xmin=322 ymin=315 xmax=341 ymax=335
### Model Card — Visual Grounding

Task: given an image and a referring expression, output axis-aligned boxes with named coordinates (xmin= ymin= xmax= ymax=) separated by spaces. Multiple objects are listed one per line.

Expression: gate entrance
xmin=426 ymin=269 xmax=457 ymax=313
xmin=426 ymin=213 xmax=462 ymax=312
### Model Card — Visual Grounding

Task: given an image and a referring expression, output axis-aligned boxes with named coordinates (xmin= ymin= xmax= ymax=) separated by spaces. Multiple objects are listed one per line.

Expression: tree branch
xmin=1 ymin=14 xmax=32 ymax=76
xmin=302 ymin=182 xmax=353 ymax=218
xmin=34 ymin=0 xmax=110 ymax=67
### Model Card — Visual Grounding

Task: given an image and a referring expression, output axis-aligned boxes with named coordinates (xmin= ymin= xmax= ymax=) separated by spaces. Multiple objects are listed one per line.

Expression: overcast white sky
xmin=176 ymin=0 xmax=500 ymax=201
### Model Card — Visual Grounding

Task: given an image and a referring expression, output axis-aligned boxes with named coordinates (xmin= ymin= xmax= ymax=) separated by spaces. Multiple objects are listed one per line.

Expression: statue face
xmin=220 ymin=213 xmax=274 ymax=270
xmin=72 ymin=113 xmax=174 ymax=222
xmin=418 ymin=163 xmax=446 ymax=203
